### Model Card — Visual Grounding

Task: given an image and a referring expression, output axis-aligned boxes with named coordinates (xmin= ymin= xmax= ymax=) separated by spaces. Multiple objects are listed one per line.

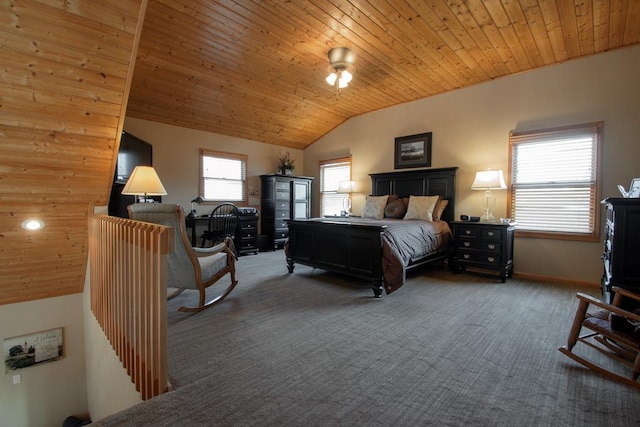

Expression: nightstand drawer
xmin=457 ymin=227 xmax=479 ymax=238
xmin=240 ymin=221 xmax=257 ymax=231
xmin=241 ymin=228 xmax=256 ymax=239
xmin=458 ymin=250 xmax=501 ymax=266
xmin=458 ymin=239 xmax=501 ymax=252
xmin=481 ymin=228 xmax=502 ymax=240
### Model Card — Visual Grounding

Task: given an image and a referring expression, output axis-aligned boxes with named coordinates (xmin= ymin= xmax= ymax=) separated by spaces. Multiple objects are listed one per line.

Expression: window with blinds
xmin=320 ymin=158 xmax=351 ymax=216
xmin=508 ymin=122 xmax=602 ymax=241
xmin=200 ymin=149 xmax=247 ymax=203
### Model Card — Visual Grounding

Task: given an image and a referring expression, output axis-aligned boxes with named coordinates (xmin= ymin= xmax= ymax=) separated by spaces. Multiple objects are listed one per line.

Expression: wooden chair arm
xmin=192 ymin=238 xmax=233 ymax=258
xmin=611 ymin=286 xmax=640 ymax=303
xmin=576 ymin=292 xmax=640 ymax=323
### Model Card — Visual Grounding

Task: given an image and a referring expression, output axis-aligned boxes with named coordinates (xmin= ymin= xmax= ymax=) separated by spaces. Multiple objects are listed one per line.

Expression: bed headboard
xmin=369 ymin=167 xmax=458 ymax=223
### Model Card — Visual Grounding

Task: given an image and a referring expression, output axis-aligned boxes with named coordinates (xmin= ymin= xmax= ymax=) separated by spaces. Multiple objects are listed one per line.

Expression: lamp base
xmin=480 ymin=194 xmax=497 ymax=223
xmin=480 ymin=212 xmax=497 ymax=223
xmin=342 ymin=197 xmax=352 ymax=217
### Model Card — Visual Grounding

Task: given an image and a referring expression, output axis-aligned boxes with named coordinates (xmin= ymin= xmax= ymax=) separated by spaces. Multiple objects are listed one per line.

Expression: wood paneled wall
xmin=0 ymin=0 xmax=148 ymax=305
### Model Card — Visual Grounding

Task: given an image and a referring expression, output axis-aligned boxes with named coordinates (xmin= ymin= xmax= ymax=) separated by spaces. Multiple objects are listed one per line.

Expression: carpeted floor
xmin=95 ymin=250 xmax=640 ymax=426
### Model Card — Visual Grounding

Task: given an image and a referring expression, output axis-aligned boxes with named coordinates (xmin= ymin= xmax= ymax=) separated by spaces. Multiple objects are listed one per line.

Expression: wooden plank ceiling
xmin=127 ymin=0 xmax=640 ymax=149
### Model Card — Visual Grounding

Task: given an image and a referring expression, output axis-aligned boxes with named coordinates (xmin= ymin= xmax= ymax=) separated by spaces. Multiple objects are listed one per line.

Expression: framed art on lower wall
xmin=394 ymin=132 xmax=432 ymax=169
xmin=4 ymin=327 xmax=63 ymax=372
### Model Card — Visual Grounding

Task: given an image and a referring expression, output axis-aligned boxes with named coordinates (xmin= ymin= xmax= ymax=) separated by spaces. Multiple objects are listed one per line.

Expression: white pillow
xmin=362 ymin=195 xmax=389 ymax=219
xmin=403 ymin=195 xmax=439 ymax=221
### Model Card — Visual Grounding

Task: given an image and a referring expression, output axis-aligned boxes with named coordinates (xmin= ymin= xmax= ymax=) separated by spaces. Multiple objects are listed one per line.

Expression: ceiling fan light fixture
xmin=326 ymin=47 xmax=355 ymax=90
xmin=325 ymin=70 xmax=352 ymax=88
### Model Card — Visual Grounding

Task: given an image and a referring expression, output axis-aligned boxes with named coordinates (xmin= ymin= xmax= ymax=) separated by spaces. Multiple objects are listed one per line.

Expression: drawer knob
xmin=463 ymin=254 xmax=470 ymax=259
xmin=463 ymin=242 xmax=470 ymax=247
xmin=465 ymin=230 xmax=471 ymax=235
xmin=487 ymin=231 xmax=494 ymax=237
xmin=487 ymin=244 xmax=495 ymax=250
xmin=487 ymin=257 xmax=495 ymax=262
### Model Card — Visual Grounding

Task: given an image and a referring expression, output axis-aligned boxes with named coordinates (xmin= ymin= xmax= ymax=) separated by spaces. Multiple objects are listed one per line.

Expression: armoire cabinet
xmin=601 ymin=198 xmax=640 ymax=304
xmin=260 ymin=174 xmax=313 ymax=249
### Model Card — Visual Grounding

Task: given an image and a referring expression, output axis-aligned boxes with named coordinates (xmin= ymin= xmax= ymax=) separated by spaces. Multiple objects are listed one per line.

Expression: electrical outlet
xmin=12 ymin=374 xmax=21 ymax=385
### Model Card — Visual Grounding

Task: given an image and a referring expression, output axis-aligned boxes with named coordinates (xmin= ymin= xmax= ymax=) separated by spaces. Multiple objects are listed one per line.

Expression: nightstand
xmin=449 ymin=221 xmax=515 ymax=282
xmin=236 ymin=215 xmax=259 ymax=256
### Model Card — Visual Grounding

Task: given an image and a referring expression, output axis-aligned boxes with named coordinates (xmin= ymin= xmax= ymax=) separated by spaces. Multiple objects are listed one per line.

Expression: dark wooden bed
xmin=285 ymin=167 xmax=458 ymax=297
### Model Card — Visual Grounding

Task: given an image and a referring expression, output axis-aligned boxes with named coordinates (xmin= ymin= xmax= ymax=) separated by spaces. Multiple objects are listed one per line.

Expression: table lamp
xmin=471 ymin=169 xmax=507 ymax=222
xmin=122 ymin=166 xmax=167 ymax=203
xmin=337 ymin=180 xmax=357 ymax=217
xmin=189 ymin=196 xmax=204 ymax=218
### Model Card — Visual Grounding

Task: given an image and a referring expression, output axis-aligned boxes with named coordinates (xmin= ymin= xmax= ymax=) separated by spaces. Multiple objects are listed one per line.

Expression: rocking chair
xmin=559 ymin=286 xmax=640 ymax=389
xmin=128 ymin=203 xmax=238 ymax=312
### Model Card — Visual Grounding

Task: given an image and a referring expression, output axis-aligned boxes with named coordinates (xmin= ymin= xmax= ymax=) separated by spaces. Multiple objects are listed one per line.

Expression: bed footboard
xmin=285 ymin=219 xmax=387 ymax=297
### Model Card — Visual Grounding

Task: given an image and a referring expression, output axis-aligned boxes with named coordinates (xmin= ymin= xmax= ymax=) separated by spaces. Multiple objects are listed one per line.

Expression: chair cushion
xmin=198 ymin=252 xmax=228 ymax=281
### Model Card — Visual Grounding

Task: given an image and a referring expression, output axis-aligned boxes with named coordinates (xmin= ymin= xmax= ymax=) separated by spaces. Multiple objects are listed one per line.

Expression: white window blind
xmin=201 ymin=150 xmax=247 ymax=203
xmin=509 ymin=123 xmax=601 ymax=240
xmin=320 ymin=159 xmax=351 ymax=216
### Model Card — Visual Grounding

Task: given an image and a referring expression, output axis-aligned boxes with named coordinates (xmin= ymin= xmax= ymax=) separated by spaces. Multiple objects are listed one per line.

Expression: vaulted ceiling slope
xmin=127 ymin=0 xmax=640 ymax=149
xmin=1 ymin=0 xmax=146 ymax=305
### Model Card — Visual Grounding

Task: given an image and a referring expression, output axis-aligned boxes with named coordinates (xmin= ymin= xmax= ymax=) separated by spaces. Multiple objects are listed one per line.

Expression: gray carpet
xmin=95 ymin=250 xmax=640 ymax=426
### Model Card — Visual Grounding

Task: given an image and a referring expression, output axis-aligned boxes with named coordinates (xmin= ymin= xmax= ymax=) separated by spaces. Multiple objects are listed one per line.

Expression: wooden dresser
xmin=601 ymin=198 xmax=640 ymax=302
xmin=450 ymin=221 xmax=515 ymax=282
xmin=260 ymin=174 xmax=313 ymax=249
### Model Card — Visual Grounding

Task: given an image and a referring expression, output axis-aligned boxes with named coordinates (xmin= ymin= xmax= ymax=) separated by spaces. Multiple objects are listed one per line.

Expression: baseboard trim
xmin=512 ymin=272 xmax=600 ymax=289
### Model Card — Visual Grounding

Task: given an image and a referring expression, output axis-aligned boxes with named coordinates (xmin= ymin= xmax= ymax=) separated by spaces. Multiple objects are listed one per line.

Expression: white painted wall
xmin=304 ymin=45 xmax=640 ymax=285
xmin=123 ymin=118 xmax=305 ymax=216
xmin=0 ymin=294 xmax=87 ymax=427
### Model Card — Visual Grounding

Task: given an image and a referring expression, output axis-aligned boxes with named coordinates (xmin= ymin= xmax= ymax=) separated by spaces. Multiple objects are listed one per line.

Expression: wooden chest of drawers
xmin=601 ymin=198 xmax=640 ymax=303
xmin=450 ymin=221 xmax=515 ymax=282
xmin=260 ymin=174 xmax=313 ymax=249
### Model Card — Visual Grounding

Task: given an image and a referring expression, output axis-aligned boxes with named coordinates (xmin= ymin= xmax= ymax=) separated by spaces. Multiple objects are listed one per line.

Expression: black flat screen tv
xmin=109 ymin=131 xmax=157 ymax=218
xmin=114 ymin=131 xmax=153 ymax=184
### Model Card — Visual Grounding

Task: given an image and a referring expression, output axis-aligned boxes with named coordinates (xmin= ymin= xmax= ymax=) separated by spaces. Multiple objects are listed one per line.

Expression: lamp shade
xmin=337 ymin=180 xmax=357 ymax=194
xmin=121 ymin=166 xmax=167 ymax=196
xmin=471 ymin=170 xmax=507 ymax=190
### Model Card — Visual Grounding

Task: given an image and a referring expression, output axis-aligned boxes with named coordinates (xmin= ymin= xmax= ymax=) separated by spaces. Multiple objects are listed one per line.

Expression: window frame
xmin=199 ymin=149 xmax=248 ymax=206
xmin=319 ymin=157 xmax=352 ymax=217
xmin=507 ymin=122 xmax=603 ymax=242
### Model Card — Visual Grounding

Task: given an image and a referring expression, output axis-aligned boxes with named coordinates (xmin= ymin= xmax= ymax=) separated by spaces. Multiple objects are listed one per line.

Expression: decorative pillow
xmin=362 ymin=195 xmax=389 ymax=219
xmin=432 ymin=198 xmax=449 ymax=221
xmin=384 ymin=199 xmax=407 ymax=219
xmin=403 ymin=195 xmax=439 ymax=221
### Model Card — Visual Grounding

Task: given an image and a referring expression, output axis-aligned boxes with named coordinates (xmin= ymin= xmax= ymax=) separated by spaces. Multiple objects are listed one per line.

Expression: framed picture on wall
xmin=394 ymin=132 xmax=432 ymax=169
